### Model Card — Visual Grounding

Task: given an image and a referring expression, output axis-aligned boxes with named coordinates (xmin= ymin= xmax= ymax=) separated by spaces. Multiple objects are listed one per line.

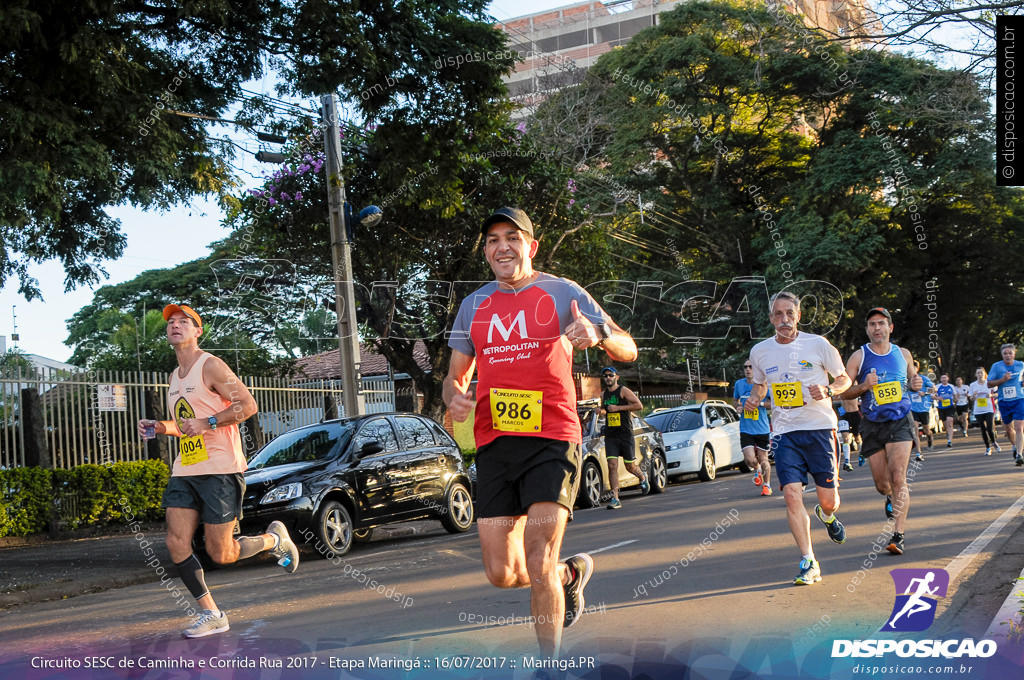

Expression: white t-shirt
xmin=969 ymin=380 xmax=995 ymax=415
xmin=953 ymin=384 xmax=970 ymax=406
xmin=749 ymin=332 xmax=846 ymax=435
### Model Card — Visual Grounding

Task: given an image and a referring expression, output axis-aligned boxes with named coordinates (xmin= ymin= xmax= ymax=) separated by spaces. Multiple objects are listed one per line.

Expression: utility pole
xmin=322 ymin=94 xmax=365 ymax=417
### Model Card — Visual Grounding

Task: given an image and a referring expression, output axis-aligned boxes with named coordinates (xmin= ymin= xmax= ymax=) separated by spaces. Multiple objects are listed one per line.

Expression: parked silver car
xmin=575 ymin=400 xmax=668 ymax=507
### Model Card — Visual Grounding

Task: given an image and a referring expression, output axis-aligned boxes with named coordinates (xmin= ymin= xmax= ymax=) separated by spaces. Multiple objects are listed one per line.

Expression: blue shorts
xmin=771 ymin=429 xmax=839 ymax=489
xmin=998 ymin=399 xmax=1024 ymax=424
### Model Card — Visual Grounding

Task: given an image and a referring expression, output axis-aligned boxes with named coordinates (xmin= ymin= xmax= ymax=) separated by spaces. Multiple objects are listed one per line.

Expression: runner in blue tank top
xmin=988 ymin=343 xmax=1024 ymax=466
xmin=839 ymin=308 xmax=923 ymax=556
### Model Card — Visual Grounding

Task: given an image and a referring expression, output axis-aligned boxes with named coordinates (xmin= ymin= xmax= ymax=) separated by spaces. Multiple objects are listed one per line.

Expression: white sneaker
xmin=985 ymin=447 xmax=992 ymax=456
xmin=183 ymin=609 xmax=229 ymax=638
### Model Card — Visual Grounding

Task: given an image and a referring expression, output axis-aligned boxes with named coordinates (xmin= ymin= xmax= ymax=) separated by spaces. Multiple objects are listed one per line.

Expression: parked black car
xmin=238 ymin=412 xmax=474 ymax=557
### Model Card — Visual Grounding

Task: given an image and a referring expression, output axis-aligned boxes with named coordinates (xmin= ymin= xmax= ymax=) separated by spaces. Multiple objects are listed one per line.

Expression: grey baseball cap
xmin=480 ymin=207 xmax=534 ymax=238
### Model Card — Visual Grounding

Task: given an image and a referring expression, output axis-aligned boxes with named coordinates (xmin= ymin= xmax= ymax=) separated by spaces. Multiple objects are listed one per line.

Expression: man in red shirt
xmin=444 ymin=208 xmax=637 ymax=657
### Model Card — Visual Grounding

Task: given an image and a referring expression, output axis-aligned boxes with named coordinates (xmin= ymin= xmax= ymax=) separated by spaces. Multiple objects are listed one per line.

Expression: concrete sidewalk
xmin=0 ymin=519 xmax=443 ymax=609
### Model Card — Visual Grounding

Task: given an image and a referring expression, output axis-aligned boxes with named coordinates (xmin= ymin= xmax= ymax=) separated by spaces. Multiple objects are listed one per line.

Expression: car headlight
xmin=260 ymin=483 xmax=303 ymax=505
xmin=665 ymin=439 xmax=697 ymax=451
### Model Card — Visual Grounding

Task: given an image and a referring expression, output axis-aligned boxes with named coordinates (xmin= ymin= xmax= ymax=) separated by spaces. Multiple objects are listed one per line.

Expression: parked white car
xmin=644 ymin=400 xmax=746 ymax=481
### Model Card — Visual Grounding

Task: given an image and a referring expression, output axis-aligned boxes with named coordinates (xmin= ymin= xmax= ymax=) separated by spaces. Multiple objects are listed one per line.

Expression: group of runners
xmin=141 ymin=206 xmax=1023 ymax=660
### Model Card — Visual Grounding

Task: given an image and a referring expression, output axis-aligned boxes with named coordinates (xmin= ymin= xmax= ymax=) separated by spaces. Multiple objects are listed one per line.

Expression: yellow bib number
xmin=977 ymin=397 xmax=989 ymax=408
xmin=940 ymin=398 xmax=951 ymax=408
xmin=607 ymin=412 xmax=621 ymax=427
xmin=743 ymin=408 xmax=759 ymax=420
xmin=772 ymin=381 xmax=803 ymax=408
xmin=490 ymin=389 xmax=542 ymax=432
xmin=873 ymin=382 xmax=903 ymax=405
xmin=180 ymin=434 xmax=209 ymax=466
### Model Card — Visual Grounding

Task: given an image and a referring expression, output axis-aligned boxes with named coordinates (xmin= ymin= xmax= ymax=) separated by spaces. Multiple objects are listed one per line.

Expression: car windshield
xmin=248 ymin=425 xmax=352 ymax=469
xmin=646 ymin=409 xmax=702 ymax=433
xmin=577 ymin=408 xmax=596 ymax=433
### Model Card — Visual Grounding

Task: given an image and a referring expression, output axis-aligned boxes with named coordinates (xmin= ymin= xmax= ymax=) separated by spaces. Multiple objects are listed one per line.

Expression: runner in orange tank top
xmin=137 ymin=303 xmax=300 ymax=638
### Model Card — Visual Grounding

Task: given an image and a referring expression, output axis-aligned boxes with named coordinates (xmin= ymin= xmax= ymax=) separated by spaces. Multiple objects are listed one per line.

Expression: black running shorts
xmin=604 ymin=434 xmax=635 ymax=461
xmin=162 ymin=473 xmax=245 ymax=525
xmin=475 ymin=436 xmax=581 ymax=518
xmin=740 ymin=432 xmax=771 ymax=451
xmin=859 ymin=413 xmax=916 ymax=458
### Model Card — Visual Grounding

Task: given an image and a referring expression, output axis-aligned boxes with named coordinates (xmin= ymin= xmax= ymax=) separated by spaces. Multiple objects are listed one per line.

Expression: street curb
xmin=985 ymin=564 xmax=1024 ymax=645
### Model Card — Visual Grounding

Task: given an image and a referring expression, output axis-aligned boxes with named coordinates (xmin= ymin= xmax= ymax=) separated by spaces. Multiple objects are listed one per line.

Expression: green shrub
xmin=0 ymin=460 xmax=170 ymax=537
xmin=0 ymin=467 xmax=52 ymax=536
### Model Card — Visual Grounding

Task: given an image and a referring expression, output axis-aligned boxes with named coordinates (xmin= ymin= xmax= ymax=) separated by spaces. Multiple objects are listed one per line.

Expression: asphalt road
xmin=2 ymin=435 xmax=1023 ymax=680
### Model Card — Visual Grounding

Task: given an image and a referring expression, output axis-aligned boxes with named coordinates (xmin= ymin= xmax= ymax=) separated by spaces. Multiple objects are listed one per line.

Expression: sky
xmin=0 ymin=0 xmax=564 ymax=363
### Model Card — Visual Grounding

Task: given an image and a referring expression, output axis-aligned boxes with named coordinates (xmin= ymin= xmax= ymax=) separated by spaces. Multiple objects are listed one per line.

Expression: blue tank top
xmin=858 ymin=343 xmax=911 ymax=422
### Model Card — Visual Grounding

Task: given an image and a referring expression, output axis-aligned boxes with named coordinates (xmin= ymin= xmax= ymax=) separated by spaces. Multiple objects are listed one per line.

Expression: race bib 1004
xmin=180 ymin=434 xmax=209 ymax=466
xmin=772 ymin=381 xmax=803 ymax=408
xmin=490 ymin=388 xmax=543 ymax=432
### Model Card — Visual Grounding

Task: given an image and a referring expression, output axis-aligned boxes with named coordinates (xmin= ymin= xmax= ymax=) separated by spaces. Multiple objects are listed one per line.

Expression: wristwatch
xmin=597 ymin=321 xmax=614 ymax=348
xmin=826 ymin=386 xmax=834 ymax=397
xmin=207 ymin=416 xmax=218 ymax=431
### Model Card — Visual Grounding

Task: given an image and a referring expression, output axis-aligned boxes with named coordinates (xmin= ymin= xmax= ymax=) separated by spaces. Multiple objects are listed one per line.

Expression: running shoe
xmin=753 ymin=471 xmax=763 ymax=486
xmin=1016 ymin=453 xmax=1024 ymax=467
xmin=640 ymin=475 xmax=650 ymax=494
xmin=794 ymin=558 xmax=821 ymax=585
xmin=996 ymin=443 xmax=1003 ymax=453
xmin=267 ymin=521 xmax=300 ymax=573
xmin=885 ymin=495 xmax=894 ymax=519
xmin=985 ymin=447 xmax=992 ymax=456
xmin=858 ymin=454 xmax=865 ymax=467
xmin=562 ymin=553 xmax=594 ymax=628
xmin=761 ymin=485 xmax=773 ymax=496
xmin=183 ymin=609 xmax=229 ymax=638
xmin=886 ymin=532 xmax=905 ymax=555
xmin=814 ymin=504 xmax=846 ymax=544
xmin=606 ymin=498 xmax=622 ymax=510
xmin=946 ymin=440 xmax=953 ymax=448
xmin=842 ymin=461 xmax=853 ymax=472
xmin=963 ymin=430 xmax=969 ymax=438
xmin=914 ymin=453 xmax=925 ymax=462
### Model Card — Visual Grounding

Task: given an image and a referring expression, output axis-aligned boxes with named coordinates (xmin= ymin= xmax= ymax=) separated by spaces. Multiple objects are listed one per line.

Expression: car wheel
xmin=353 ymin=527 xmax=374 ymax=543
xmin=698 ymin=445 xmax=717 ymax=481
xmin=440 ymin=482 xmax=475 ymax=533
xmin=577 ymin=460 xmax=602 ymax=508
xmin=649 ymin=451 xmax=668 ymax=493
xmin=314 ymin=500 xmax=353 ymax=558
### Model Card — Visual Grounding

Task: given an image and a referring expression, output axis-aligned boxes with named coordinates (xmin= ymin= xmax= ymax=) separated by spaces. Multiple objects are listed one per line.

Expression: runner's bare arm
xmin=903 ymin=348 xmax=923 ymax=391
xmin=838 ymin=349 xmax=870 ymax=400
xmin=612 ymin=387 xmax=643 ymax=413
xmin=181 ymin=357 xmax=258 ymax=436
xmin=444 ymin=349 xmax=477 ymax=423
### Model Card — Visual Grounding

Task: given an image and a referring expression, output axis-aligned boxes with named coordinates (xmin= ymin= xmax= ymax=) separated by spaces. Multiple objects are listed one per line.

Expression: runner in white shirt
xmin=969 ymin=367 xmax=1000 ymax=455
xmin=745 ymin=292 xmax=852 ymax=586
xmin=953 ymin=377 xmax=970 ymax=438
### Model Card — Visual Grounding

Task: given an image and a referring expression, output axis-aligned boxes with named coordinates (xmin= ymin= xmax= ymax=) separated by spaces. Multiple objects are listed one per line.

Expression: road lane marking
xmin=587 ymin=539 xmax=638 ymax=555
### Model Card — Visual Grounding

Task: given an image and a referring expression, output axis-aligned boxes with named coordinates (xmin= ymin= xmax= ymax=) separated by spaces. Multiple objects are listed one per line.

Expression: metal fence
xmin=0 ymin=366 xmax=395 ymax=470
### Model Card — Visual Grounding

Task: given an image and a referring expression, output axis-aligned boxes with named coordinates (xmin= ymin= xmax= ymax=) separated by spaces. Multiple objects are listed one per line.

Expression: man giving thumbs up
xmin=444 ymin=207 xmax=636 ymax=659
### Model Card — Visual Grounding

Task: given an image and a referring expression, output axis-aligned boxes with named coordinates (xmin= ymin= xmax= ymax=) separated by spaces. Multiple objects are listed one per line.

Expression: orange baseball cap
xmin=162 ymin=304 xmax=202 ymax=328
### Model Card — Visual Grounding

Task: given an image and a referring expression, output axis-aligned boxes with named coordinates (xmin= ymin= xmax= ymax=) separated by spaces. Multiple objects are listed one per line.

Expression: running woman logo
xmin=881 ymin=568 xmax=949 ymax=632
